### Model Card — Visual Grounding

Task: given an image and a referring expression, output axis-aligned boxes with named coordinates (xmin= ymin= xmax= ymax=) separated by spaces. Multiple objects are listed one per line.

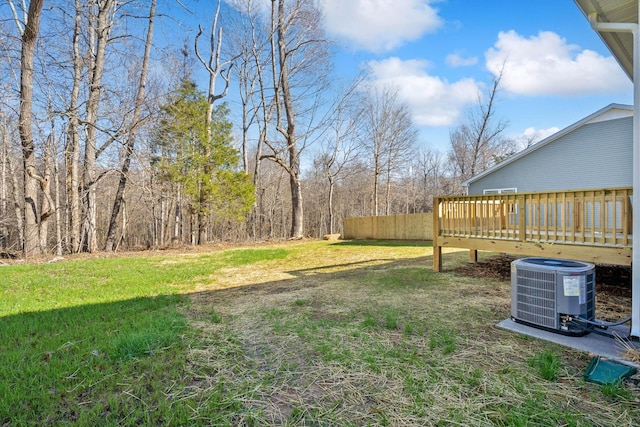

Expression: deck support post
xmin=433 ymin=245 xmax=442 ymax=272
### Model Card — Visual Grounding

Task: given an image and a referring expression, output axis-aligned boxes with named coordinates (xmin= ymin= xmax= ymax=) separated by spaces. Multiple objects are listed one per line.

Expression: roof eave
xmin=573 ymin=0 xmax=636 ymax=80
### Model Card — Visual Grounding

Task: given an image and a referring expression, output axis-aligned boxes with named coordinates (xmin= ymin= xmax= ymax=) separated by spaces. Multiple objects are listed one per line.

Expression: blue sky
xmin=185 ymin=0 xmax=634 ymax=154
xmin=321 ymin=0 xmax=633 ymax=152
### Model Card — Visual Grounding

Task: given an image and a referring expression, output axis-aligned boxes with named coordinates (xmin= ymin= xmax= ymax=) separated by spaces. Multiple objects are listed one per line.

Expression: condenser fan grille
xmin=515 ymin=269 xmax=557 ymax=329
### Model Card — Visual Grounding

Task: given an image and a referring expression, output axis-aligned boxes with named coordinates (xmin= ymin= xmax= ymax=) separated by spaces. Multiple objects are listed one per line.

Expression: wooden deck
xmin=433 ymin=188 xmax=633 ymax=271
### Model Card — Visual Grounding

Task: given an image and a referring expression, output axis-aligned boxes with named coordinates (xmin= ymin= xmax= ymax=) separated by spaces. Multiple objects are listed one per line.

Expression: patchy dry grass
xmin=183 ymin=241 xmax=640 ymax=426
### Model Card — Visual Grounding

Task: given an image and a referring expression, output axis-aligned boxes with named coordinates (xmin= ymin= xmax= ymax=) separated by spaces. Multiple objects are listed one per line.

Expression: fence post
xmin=433 ymin=197 xmax=442 ymax=272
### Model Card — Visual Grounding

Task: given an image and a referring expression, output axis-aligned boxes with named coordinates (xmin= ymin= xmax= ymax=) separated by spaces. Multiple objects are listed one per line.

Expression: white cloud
xmin=321 ymin=0 xmax=443 ymax=53
xmin=367 ymin=57 xmax=482 ymax=126
xmin=446 ymin=52 xmax=478 ymax=67
xmin=485 ymin=30 xmax=631 ymax=96
xmin=522 ymin=126 xmax=560 ymax=143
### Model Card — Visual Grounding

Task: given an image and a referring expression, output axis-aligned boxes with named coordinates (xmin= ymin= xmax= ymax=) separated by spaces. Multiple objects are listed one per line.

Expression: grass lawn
xmin=1 ymin=240 xmax=638 ymax=426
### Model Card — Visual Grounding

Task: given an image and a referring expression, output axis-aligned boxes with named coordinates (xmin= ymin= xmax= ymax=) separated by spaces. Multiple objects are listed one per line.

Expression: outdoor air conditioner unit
xmin=511 ymin=257 xmax=595 ymax=336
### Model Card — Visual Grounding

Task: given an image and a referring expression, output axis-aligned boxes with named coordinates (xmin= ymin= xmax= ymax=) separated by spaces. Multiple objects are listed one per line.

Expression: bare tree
xmin=259 ymin=0 xmax=329 ymax=239
xmin=0 ymin=29 xmax=23 ymax=252
xmin=104 ymin=0 xmax=156 ymax=252
xmin=315 ymin=86 xmax=362 ymax=234
xmin=80 ymin=0 xmax=117 ymax=252
xmin=417 ymin=148 xmax=446 ymax=205
xmin=0 ymin=111 xmax=8 ymax=250
xmin=0 ymin=110 xmax=24 ymax=252
xmin=65 ymin=0 xmax=83 ymax=253
xmin=8 ymin=148 xmax=24 ymax=251
xmin=13 ymin=0 xmax=44 ymax=256
xmin=195 ymin=0 xmax=234 ymax=134
xmin=359 ymin=85 xmax=418 ymax=216
xmin=321 ymin=158 xmax=370 ymax=225
xmin=37 ymin=132 xmax=55 ymax=251
xmin=51 ymin=132 xmax=62 ymax=255
xmin=228 ymin=2 xmax=263 ymax=175
xmin=447 ymin=74 xmax=509 ymax=191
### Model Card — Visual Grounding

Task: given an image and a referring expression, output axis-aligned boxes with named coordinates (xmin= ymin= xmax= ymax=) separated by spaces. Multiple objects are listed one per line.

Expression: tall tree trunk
xmin=19 ymin=0 xmax=45 ymax=257
xmin=250 ymin=24 xmax=271 ymax=240
xmin=105 ymin=0 xmax=155 ymax=251
xmin=373 ymin=162 xmax=380 ymax=216
xmin=9 ymin=154 xmax=24 ymax=251
xmin=190 ymin=210 xmax=197 ymax=245
xmin=328 ymin=175 xmax=334 ymax=234
xmin=81 ymin=0 xmax=114 ymax=252
xmin=174 ymin=187 xmax=181 ymax=243
xmin=52 ymin=137 xmax=62 ymax=255
xmin=66 ymin=0 xmax=83 ymax=253
xmin=158 ymin=194 xmax=164 ymax=246
xmin=1 ymin=114 xmax=7 ymax=249
xmin=3 ymin=127 xmax=24 ymax=252
xmin=38 ymin=134 xmax=53 ymax=251
xmin=197 ymin=192 xmax=207 ymax=245
xmin=385 ymin=166 xmax=392 ymax=216
xmin=114 ymin=199 xmax=126 ymax=250
xmin=249 ymin=61 xmax=270 ymax=240
xmin=276 ymin=0 xmax=303 ymax=239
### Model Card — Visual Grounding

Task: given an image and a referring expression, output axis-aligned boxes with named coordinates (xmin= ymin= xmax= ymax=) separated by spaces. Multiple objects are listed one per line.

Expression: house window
xmin=482 ymin=188 xmax=518 ymax=225
xmin=483 ymin=188 xmax=517 ymax=195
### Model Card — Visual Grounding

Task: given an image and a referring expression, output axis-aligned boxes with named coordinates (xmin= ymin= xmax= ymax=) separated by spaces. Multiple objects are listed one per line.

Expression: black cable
xmin=567 ymin=320 xmax=631 ymax=339
xmin=573 ymin=315 xmax=632 ymax=328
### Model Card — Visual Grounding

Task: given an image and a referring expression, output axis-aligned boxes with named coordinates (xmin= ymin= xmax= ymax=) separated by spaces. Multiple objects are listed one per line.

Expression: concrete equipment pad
xmin=497 ymin=318 xmax=639 ymax=367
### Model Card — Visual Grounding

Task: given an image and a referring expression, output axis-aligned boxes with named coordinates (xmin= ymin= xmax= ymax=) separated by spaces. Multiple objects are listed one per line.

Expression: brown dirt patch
xmin=455 ymin=254 xmax=516 ymax=281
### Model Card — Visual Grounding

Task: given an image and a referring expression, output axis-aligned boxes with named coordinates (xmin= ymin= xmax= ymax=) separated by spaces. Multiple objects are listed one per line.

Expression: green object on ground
xmin=583 ymin=356 xmax=637 ymax=385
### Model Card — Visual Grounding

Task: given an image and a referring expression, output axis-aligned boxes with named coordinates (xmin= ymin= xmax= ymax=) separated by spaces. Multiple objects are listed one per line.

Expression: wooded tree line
xmin=0 ymin=0 xmax=522 ymax=257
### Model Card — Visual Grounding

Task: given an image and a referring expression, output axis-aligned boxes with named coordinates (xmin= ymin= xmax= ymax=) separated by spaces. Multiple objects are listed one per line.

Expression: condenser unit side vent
xmin=515 ymin=268 xmax=557 ymax=329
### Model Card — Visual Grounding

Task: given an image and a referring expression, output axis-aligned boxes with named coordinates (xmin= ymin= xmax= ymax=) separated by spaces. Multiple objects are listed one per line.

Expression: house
xmin=464 ymin=104 xmax=633 ymax=195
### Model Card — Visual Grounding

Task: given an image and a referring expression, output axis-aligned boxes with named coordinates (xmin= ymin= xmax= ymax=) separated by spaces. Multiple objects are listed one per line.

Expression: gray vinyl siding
xmin=467 ymin=117 xmax=632 ymax=194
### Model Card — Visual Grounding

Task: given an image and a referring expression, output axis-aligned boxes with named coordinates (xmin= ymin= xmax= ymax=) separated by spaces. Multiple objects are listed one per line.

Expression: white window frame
xmin=483 ymin=188 xmax=517 ymax=195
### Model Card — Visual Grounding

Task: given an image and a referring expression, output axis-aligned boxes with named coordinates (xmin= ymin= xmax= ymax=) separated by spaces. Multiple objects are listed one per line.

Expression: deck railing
xmin=433 ymin=188 xmax=632 ymax=270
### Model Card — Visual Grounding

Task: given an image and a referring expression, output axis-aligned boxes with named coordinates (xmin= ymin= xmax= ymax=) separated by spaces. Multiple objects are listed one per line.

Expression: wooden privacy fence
xmin=343 ymin=213 xmax=433 ymax=241
xmin=433 ymin=188 xmax=633 ymax=271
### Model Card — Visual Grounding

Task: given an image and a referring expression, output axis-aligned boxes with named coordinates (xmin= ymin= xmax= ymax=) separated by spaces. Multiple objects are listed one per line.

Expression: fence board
xmin=343 ymin=213 xmax=433 ymax=240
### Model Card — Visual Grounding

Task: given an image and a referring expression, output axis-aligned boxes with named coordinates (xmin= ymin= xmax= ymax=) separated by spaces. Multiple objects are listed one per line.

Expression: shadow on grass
xmin=0 ymin=294 xmax=193 ymax=425
xmin=287 ymin=258 xmax=400 ymax=275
